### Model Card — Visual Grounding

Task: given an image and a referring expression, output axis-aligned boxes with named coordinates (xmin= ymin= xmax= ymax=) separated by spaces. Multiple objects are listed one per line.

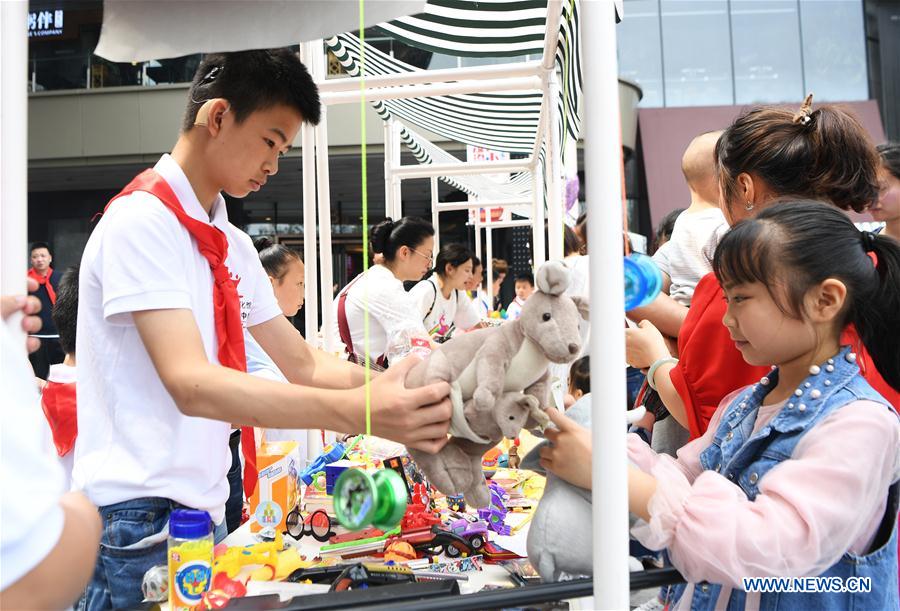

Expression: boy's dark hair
xmin=713 ymin=200 xmax=900 ymax=390
xmin=569 ymin=356 xmax=590 ymax=395
xmin=564 ymin=225 xmax=582 ymax=257
xmin=716 ymin=103 xmax=879 ymax=215
xmin=254 ymin=236 xmax=302 ymax=280
xmin=515 ymin=272 xmax=534 ymax=287
xmin=30 ymin=241 xmax=51 ymax=255
xmin=434 ymin=244 xmax=474 ymax=279
xmin=52 ymin=266 xmax=79 ymax=356
xmin=370 ymin=216 xmax=434 ymax=262
xmin=471 ymin=256 xmax=482 ymax=270
xmin=654 ymin=208 xmax=685 ymax=253
xmin=877 ymin=142 xmax=900 ymax=181
xmin=182 ymin=49 xmax=321 ymax=132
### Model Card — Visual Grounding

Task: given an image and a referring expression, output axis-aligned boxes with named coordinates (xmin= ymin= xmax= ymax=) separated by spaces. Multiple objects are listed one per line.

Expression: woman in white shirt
xmin=332 ymin=216 xmax=435 ymax=366
xmin=409 ymin=244 xmax=482 ymax=343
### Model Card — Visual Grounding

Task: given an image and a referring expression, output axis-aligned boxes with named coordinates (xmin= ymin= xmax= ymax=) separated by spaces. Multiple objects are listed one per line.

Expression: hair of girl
xmin=712 ymin=199 xmax=900 ymax=390
xmin=569 ymin=355 xmax=590 ymax=395
xmin=492 ymin=258 xmax=509 ymax=281
xmin=370 ymin=216 xmax=435 ymax=262
xmin=878 ymin=142 xmax=900 ymax=181
xmin=253 ymin=236 xmax=302 ymax=280
xmin=563 ymin=225 xmax=582 ymax=257
xmin=715 ymin=97 xmax=880 ymax=215
xmin=433 ymin=244 xmax=475 ymax=278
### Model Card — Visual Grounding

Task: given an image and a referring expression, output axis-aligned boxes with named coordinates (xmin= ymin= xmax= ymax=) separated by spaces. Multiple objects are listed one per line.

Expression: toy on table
xmin=445 ymin=494 xmax=466 ymax=513
xmin=141 ymin=565 xmax=169 ymax=602
xmin=332 ymin=468 xmax=408 ymax=531
xmin=477 ymin=481 xmax=511 ymax=536
xmin=507 ymin=439 xmax=521 ymax=469
xmin=284 ymin=508 xmax=335 ymax=542
xmin=193 ymin=573 xmax=248 ymax=610
xmin=211 ymin=532 xmax=283 ymax=580
xmin=249 ymin=440 xmax=300 ymax=534
xmin=390 ymin=524 xmax=474 ymax=558
xmin=299 ymin=441 xmax=345 ymax=486
xmin=405 ymin=261 xmax=588 ymax=508
xmin=446 ymin=516 xmax=488 ymax=552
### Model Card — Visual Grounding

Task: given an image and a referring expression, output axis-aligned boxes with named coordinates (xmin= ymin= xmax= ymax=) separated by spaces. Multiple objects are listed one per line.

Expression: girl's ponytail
xmin=852 ymin=232 xmax=900 ymax=391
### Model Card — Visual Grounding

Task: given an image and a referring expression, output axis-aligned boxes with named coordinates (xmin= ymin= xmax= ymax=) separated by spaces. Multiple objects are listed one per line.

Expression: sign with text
xmin=28 ymin=9 xmax=64 ymax=38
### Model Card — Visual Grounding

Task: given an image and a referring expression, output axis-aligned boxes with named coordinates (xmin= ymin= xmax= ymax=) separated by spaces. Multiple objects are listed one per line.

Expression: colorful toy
xmin=211 ymin=532 xmax=283 ymax=580
xmin=141 ymin=564 xmax=169 ymax=602
xmin=405 ymin=260 xmax=588 ymax=508
xmin=249 ymin=440 xmax=300 ymax=534
xmin=168 ymin=510 xmax=214 ymax=611
xmin=624 ymin=252 xmax=663 ymax=310
xmin=332 ymin=468 xmax=407 ymax=532
xmin=284 ymin=508 xmax=335 ymax=543
xmin=477 ymin=481 xmax=511 ymax=536
xmin=299 ymin=442 xmax=345 ymax=486
xmin=446 ymin=494 xmax=466 ymax=513
xmin=446 ymin=517 xmax=488 ymax=552
xmin=325 ymin=459 xmax=365 ymax=494
xmin=384 ymin=540 xmax=418 ymax=563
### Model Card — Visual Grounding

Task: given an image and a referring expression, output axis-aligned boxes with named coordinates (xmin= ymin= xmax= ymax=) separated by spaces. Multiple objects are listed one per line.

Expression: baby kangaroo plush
xmin=405 ymin=260 xmax=588 ymax=508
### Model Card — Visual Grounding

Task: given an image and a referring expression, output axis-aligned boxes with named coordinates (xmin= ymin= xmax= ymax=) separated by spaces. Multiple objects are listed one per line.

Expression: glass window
xmin=731 ymin=0 xmax=804 ymax=104
xmin=660 ymin=0 xmax=733 ymax=107
xmin=617 ymin=0 xmax=664 ymax=107
xmin=799 ymin=0 xmax=868 ymax=101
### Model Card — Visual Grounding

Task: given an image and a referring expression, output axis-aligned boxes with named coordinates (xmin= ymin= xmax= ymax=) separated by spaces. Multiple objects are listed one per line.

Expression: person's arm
xmin=133 ymin=308 xmax=451 ymax=452
xmin=0 ymin=492 xmax=102 ymax=610
xmin=626 ymin=292 xmax=688 ymax=338
xmin=250 ymin=315 xmax=371 ymax=389
xmin=625 ymin=320 xmax=688 ymax=427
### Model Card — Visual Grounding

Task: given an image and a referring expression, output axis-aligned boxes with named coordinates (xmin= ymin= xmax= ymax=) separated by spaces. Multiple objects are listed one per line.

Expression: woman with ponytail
xmin=331 ymin=216 xmax=435 ymax=365
xmin=625 ymin=96 xmax=898 ymax=441
xmin=541 ymin=200 xmax=900 ymax=609
xmin=409 ymin=243 xmax=482 ymax=343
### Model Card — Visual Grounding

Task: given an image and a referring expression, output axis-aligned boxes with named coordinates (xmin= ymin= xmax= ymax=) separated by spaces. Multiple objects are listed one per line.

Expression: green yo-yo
xmin=332 ymin=468 xmax=407 ymax=531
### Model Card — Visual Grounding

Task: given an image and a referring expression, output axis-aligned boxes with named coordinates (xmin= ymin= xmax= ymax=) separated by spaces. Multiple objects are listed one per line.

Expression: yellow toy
xmin=211 ymin=532 xmax=283 ymax=579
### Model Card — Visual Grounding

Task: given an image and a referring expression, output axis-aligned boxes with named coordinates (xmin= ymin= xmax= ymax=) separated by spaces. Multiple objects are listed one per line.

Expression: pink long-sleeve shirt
xmin=628 ymin=389 xmax=900 ymax=610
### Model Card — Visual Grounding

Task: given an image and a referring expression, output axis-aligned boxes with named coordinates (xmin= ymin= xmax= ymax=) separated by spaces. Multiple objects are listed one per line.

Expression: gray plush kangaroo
xmin=405 ymin=260 xmax=589 ymax=508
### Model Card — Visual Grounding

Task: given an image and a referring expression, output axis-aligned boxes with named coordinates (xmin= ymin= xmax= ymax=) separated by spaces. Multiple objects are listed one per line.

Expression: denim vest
xmin=672 ymin=346 xmax=899 ymax=611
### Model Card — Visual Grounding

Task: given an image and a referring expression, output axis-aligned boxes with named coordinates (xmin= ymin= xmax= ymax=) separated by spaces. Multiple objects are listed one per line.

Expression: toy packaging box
xmin=249 ymin=440 xmax=301 ymax=533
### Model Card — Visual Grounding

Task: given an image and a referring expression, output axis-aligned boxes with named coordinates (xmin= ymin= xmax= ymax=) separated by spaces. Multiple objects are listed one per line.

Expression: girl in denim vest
xmin=541 ymin=200 xmax=900 ymax=610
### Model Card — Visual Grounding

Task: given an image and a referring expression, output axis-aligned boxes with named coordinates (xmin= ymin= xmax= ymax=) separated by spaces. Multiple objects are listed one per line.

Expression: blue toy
xmin=299 ymin=442 xmax=345 ymax=486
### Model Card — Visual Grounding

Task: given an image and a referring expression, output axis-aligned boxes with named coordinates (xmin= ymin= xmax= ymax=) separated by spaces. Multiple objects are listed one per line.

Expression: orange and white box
xmin=249 ymin=440 xmax=301 ymax=533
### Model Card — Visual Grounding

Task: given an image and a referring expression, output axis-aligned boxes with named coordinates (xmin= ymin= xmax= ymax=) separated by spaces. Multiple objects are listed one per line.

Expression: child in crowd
xmin=410 ymin=243 xmax=481 ymax=343
xmin=506 ymin=272 xmax=535 ymax=320
xmin=652 ymin=131 xmax=728 ymax=305
xmin=491 ymin=258 xmax=509 ymax=312
xmin=465 ymin=256 xmax=483 ymax=295
xmin=542 ymin=201 xmax=900 ymax=610
xmin=873 ymin=142 xmax=900 ymax=241
xmin=40 ymin=266 xmax=79 ymax=490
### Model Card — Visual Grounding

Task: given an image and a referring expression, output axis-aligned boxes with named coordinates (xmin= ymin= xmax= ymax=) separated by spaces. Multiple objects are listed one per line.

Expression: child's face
xmin=515 ymin=280 xmax=534 ymax=301
xmin=872 ymin=164 xmax=900 ymax=223
xmin=272 ymin=258 xmax=305 ymax=318
xmin=214 ymin=103 xmax=303 ymax=199
xmin=446 ymin=259 xmax=474 ymax=291
xmin=721 ymin=281 xmax=818 ymax=368
xmin=465 ymin=264 xmax=483 ymax=291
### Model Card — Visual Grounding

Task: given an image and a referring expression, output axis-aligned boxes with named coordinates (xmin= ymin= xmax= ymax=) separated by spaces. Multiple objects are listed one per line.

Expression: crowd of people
xmin=2 ymin=45 xmax=899 ymax=611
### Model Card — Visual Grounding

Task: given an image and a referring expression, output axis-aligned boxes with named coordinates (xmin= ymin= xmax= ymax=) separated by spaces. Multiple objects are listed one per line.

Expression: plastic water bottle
xmin=167 ymin=509 xmax=214 ymax=610
xmin=624 ymin=252 xmax=663 ymax=311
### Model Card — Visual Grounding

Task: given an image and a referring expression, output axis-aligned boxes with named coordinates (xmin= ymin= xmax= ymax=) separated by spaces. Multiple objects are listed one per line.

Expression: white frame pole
xmin=546 ymin=69 xmax=564 ymax=262
xmin=486 ymin=226 xmax=494 ymax=310
xmin=383 ymin=119 xmax=394 ymax=219
xmin=430 ymin=176 xmax=440 ymax=252
xmin=584 ymin=1 xmax=630 ymax=607
xmin=317 ymin=60 xmax=542 ymax=93
xmin=300 ymin=42 xmax=320 ymax=346
xmin=1 ymin=1 xmax=29 ymax=309
xmin=320 ymin=75 xmax=542 ymax=105
xmin=315 ymin=110 xmax=335 ymax=355
xmin=391 ymin=121 xmax=402 ymax=218
xmin=435 ymin=199 xmax=531 ymax=212
xmin=391 ymin=159 xmax=532 ymax=180
xmin=532 ymin=164 xmax=546 ymax=268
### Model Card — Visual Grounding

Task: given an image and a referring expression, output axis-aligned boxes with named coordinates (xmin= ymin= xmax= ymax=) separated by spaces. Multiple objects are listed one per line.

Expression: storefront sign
xmin=28 ymin=9 xmax=64 ymax=38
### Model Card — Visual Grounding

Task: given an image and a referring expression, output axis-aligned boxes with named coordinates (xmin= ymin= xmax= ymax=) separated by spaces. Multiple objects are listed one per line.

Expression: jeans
xmin=77 ymin=497 xmax=227 ymax=611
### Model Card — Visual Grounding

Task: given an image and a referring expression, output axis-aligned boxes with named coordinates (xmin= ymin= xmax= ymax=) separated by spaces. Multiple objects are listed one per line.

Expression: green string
xmin=360 ymin=0 xmax=371 ymax=437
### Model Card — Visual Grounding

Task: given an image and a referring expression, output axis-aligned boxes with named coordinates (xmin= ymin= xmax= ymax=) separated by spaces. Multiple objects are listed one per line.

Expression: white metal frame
xmin=0 ymin=1 xmax=628 ymax=604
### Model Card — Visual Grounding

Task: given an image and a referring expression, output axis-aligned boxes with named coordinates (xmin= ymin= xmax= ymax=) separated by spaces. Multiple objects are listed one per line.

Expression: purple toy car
xmin=447 ymin=517 xmax=487 ymax=553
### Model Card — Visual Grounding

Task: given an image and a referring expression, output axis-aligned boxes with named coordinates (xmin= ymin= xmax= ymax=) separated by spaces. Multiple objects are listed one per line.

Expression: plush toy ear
xmin=535 ymin=260 xmax=571 ymax=296
xmin=570 ymin=295 xmax=590 ymax=321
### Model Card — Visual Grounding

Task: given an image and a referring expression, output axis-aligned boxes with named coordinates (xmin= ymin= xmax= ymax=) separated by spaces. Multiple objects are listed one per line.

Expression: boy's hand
xmin=539 ymin=407 xmax=593 ymax=489
xmin=1 ymin=278 xmax=43 ymax=353
xmin=368 ymin=355 xmax=452 ymax=454
xmin=625 ymin=320 xmax=670 ymax=369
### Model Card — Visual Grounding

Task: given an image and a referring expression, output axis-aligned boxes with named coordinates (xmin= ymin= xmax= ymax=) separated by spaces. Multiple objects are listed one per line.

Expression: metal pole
xmin=486 ymin=226 xmax=494 ymax=311
xmin=430 ymin=176 xmax=439 ymax=252
xmin=383 ymin=119 xmax=394 ymax=219
xmin=532 ymin=165 xmax=546 ymax=268
xmin=584 ymin=1 xmax=630 ymax=608
xmin=320 ymin=76 xmax=543 ymax=106
xmin=546 ymin=69 xmax=564 ymax=261
xmin=300 ymin=42 xmax=320 ymax=347
xmin=391 ymin=121 xmax=402 ymax=218
xmin=316 ymin=60 xmax=542 ymax=92
xmin=1 ymin=0 xmax=29 ymax=320
xmin=391 ymin=159 xmax=532 ymax=180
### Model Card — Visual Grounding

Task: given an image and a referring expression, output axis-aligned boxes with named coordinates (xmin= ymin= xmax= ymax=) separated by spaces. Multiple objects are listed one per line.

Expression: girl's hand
xmin=539 ymin=407 xmax=593 ymax=489
xmin=625 ymin=320 xmax=671 ymax=369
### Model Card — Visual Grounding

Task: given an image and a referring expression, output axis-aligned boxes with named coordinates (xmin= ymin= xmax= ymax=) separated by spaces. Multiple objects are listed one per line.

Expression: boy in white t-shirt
xmin=505 ymin=271 xmax=535 ymax=320
xmin=73 ymin=50 xmax=451 ymax=609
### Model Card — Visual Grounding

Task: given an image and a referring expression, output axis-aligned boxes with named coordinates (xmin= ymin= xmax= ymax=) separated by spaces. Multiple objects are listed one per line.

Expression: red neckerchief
xmin=28 ymin=268 xmax=56 ymax=304
xmin=106 ymin=169 xmax=259 ymax=497
xmin=41 ymin=380 xmax=77 ymax=456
